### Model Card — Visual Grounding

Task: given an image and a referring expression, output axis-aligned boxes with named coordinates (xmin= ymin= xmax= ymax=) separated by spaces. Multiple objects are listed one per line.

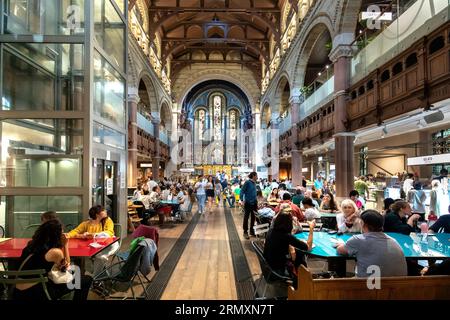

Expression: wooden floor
xmin=97 ymin=203 xmax=261 ymax=300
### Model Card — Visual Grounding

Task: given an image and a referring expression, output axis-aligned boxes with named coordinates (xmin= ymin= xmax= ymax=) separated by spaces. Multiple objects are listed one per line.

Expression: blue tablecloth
xmin=294 ymin=231 xmax=450 ymax=259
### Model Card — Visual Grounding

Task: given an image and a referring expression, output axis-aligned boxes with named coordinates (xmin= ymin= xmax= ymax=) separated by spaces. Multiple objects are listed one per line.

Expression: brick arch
xmin=127 ymin=52 xmax=139 ymax=88
xmin=261 ymin=102 xmax=272 ymax=129
xmin=291 ymin=18 xmax=334 ymax=90
xmin=159 ymin=100 xmax=172 ymax=129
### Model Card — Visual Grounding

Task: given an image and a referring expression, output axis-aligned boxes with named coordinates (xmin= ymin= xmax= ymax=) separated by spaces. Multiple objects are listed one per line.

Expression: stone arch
xmin=292 ymin=18 xmax=334 ymax=89
xmin=335 ymin=0 xmax=362 ymax=35
xmin=138 ymin=72 xmax=159 ymax=114
xmin=228 ymin=26 xmax=245 ymax=39
xmin=261 ymin=102 xmax=272 ymax=129
xmin=159 ymin=100 xmax=172 ymax=131
xmin=273 ymin=75 xmax=291 ymax=117
xmin=127 ymin=52 xmax=139 ymax=88
xmin=176 ymin=70 xmax=257 ymax=110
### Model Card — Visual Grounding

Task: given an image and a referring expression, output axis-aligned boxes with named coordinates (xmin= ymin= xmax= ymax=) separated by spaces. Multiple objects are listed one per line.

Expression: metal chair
xmin=93 ymin=245 xmax=149 ymax=299
xmin=0 ymin=269 xmax=51 ymax=300
xmin=251 ymin=240 xmax=291 ymax=300
xmin=253 ymin=223 xmax=270 ymax=240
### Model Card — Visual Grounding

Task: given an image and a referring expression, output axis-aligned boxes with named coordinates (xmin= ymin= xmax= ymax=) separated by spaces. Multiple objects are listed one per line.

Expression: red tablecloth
xmin=0 ymin=237 xmax=119 ymax=259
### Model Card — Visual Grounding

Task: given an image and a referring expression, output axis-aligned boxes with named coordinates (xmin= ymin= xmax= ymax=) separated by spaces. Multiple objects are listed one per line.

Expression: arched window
xmin=213 ymin=95 xmax=222 ymax=140
xmin=196 ymin=109 xmax=206 ymax=141
xmin=229 ymin=109 xmax=239 ymax=141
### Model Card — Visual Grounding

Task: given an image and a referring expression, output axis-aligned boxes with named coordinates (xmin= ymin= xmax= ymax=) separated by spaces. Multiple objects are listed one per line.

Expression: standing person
xmin=205 ymin=176 xmax=215 ymax=213
xmin=314 ymin=175 xmax=324 ymax=193
xmin=402 ymin=173 xmax=414 ymax=200
xmin=240 ymin=172 xmax=258 ymax=239
xmin=430 ymin=180 xmax=449 ymax=217
xmin=354 ymin=176 xmax=369 ymax=200
xmin=194 ymin=176 xmax=207 ymax=214
xmin=214 ymin=178 xmax=223 ymax=207
xmin=407 ymin=182 xmax=427 ymax=221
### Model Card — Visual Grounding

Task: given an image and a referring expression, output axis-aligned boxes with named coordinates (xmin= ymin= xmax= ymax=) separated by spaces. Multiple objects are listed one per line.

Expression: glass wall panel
xmin=113 ymin=0 xmax=125 ymax=15
xmin=0 ymin=195 xmax=82 ymax=237
xmin=94 ymin=0 xmax=125 ymax=72
xmin=93 ymin=50 xmax=125 ymax=127
xmin=93 ymin=121 xmax=125 ymax=149
xmin=0 ymin=119 xmax=83 ymax=187
xmin=3 ymin=0 xmax=85 ymax=35
xmin=2 ymin=43 xmax=85 ymax=111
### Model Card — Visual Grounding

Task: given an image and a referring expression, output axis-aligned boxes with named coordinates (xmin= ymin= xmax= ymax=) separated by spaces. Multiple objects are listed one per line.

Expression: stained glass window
xmin=198 ymin=109 xmax=205 ymax=141
xmin=214 ymin=96 xmax=222 ymax=140
xmin=230 ymin=110 xmax=237 ymax=141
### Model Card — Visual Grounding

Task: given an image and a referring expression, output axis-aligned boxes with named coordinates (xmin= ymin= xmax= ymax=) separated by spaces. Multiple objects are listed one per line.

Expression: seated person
xmin=224 ymin=186 xmax=236 ymax=208
xmin=256 ymin=190 xmax=267 ymax=210
xmin=335 ymin=210 xmax=407 ymax=277
xmin=336 ymin=199 xmax=362 ymax=233
xmin=319 ymin=192 xmax=339 ymax=213
xmin=267 ymin=188 xmax=280 ymax=205
xmin=264 ymin=210 xmax=315 ymax=288
xmin=67 ymin=205 xmax=118 ymax=275
xmin=429 ymin=214 xmax=450 ymax=233
xmin=139 ymin=189 xmax=152 ymax=211
xmin=292 ymin=188 xmax=304 ymax=206
xmin=349 ymin=190 xmax=364 ymax=210
xmin=383 ymin=200 xmax=421 ymax=235
xmin=40 ymin=211 xmax=58 ymax=223
xmin=14 ymin=219 xmax=92 ymax=301
xmin=149 ymin=186 xmax=162 ymax=209
xmin=301 ymin=197 xmax=320 ymax=217
xmin=383 ymin=198 xmax=395 ymax=215
xmin=274 ymin=193 xmax=304 ymax=222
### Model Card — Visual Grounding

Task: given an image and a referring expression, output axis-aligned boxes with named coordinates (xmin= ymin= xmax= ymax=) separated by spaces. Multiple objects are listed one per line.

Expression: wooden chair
xmin=288 ymin=265 xmax=450 ymax=300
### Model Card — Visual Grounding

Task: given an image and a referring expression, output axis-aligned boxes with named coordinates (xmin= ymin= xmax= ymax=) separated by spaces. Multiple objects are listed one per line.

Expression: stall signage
xmin=407 ymin=154 xmax=450 ymax=166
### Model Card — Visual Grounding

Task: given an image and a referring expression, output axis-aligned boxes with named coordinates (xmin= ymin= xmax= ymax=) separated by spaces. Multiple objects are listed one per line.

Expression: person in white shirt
xmin=336 ymin=199 xmax=362 ymax=233
xmin=402 ymin=173 xmax=414 ymax=199
xmin=194 ymin=176 xmax=207 ymax=214
xmin=271 ymin=179 xmax=279 ymax=189
xmin=147 ymin=179 xmax=158 ymax=193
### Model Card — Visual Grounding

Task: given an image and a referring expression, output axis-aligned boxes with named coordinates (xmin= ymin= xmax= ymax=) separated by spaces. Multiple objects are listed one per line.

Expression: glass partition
xmin=93 ymin=50 xmax=126 ymax=128
xmin=2 ymin=43 xmax=85 ymax=111
xmin=0 ymin=195 xmax=82 ymax=237
xmin=0 ymin=119 xmax=83 ymax=187
xmin=93 ymin=121 xmax=125 ymax=149
xmin=3 ymin=0 xmax=85 ymax=35
xmin=94 ymin=0 xmax=125 ymax=72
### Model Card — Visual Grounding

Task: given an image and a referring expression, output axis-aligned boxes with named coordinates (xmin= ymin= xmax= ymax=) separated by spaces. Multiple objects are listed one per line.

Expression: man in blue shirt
xmin=240 ymin=172 xmax=258 ymax=239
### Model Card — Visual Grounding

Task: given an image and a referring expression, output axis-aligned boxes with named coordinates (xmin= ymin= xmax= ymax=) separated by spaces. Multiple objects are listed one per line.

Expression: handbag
xmin=48 ymin=264 xmax=74 ymax=284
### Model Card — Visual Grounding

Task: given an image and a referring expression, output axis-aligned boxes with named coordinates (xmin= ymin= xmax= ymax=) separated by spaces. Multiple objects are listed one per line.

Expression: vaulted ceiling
xmin=130 ymin=0 xmax=289 ymax=83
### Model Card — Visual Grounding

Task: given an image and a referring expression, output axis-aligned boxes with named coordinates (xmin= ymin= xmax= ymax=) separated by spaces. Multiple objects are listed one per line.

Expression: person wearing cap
xmin=335 ymin=209 xmax=407 ymax=277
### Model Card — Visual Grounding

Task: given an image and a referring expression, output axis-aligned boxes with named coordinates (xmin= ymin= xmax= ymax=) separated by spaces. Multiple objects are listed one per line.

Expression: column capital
xmin=333 ymin=132 xmax=356 ymax=138
xmin=289 ymin=95 xmax=303 ymax=105
xmin=128 ymin=88 xmax=140 ymax=104
xmin=329 ymin=45 xmax=354 ymax=63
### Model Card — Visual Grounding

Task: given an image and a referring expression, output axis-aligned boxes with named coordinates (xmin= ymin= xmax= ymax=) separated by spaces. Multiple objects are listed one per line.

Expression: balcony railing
xmin=351 ymin=0 xmax=449 ymax=85
xmin=278 ymin=112 xmax=292 ymax=135
xmin=300 ymin=75 xmax=335 ymax=119
xmin=137 ymin=112 xmax=155 ymax=135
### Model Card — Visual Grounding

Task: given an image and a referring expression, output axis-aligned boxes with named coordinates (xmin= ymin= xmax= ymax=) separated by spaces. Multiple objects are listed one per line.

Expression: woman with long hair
xmin=319 ymin=192 xmax=339 ymax=213
xmin=13 ymin=219 xmax=92 ymax=301
xmin=67 ymin=205 xmax=118 ymax=276
xmin=205 ymin=176 xmax=215 ymax=213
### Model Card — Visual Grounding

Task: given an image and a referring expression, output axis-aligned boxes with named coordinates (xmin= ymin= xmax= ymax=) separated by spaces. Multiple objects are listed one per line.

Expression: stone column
xmin=127 ymin=88 xmax=139 ymax=188
xmin=289 ymin=95 xmax=302 ymax=187
xmin=253 ymin=108 xmax=264 ymax=172
xmin=270 ymin=114 xmax=280 ymax=181
xmin=165 ymin=109 xmax=179 ymax=177
xmin=330 ymin=43 xmax=355 ymax=200
xmin=291 ymin=149 xmax=303 ymax=187
xmin=151 ymin=117 xmax=161 ymax=182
